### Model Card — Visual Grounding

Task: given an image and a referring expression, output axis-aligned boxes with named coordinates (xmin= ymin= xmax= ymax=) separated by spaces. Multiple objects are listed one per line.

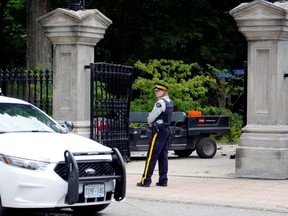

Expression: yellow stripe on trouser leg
xmin=141 ymin=133 xmax=158 ymax=185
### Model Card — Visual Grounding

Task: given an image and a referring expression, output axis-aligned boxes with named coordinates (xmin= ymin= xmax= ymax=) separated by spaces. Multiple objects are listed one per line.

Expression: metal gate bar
xmin=88 ymin=63 xmax=133 ymax=161
xmin=0 ymin=68 xmax=53 ymax=114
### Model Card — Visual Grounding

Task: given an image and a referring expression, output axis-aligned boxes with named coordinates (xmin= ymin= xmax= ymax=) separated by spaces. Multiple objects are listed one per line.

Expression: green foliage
xmin=132 ymin=59 xmax=216 ymax=111
xmin=1 ymin=0 xmax=26 ymax=67
xmin=200 ymin=106 xmax=243 ymax=143
xmin=90 ymin=0 xmax=247 ymax=69
xmin=132 ymin=59 xmax=220 ymax=112
xmin=131 ymin=59 xmax=244 ymax=143
xmin=1 ymin=0 xmax=248 ymax=69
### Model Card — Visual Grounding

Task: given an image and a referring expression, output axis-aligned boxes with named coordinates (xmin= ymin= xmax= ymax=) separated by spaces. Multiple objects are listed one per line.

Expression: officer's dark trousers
xmin=141 ymin=127 xmax=171 ymax=185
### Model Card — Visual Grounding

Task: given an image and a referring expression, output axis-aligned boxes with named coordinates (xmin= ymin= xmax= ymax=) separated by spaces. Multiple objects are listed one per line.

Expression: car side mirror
xmin=61 ymin=121 xmax=74 ymax=132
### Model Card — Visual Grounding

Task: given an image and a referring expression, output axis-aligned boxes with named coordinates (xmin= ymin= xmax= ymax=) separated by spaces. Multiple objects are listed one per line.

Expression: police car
xmin=0 ymin=92 xmax=126 ymax=215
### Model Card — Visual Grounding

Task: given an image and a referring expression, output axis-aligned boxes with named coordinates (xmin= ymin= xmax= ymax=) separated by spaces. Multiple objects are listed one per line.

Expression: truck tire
xmin=174 ymin=149 xmax=194 ymax=157
xmin=196 ymin=137 xmax=217 ymax=158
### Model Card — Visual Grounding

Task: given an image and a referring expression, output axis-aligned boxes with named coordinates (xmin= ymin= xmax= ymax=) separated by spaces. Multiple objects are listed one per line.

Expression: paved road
xmin=15 ymin=198 xmax=287 ymax=216
xmin=102 ymin=198 xmax=288 ymax=216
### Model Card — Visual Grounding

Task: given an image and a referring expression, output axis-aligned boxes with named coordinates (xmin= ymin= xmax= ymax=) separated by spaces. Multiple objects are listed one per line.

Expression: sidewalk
xmin=125 ymin=145 xmax=288 ymax=213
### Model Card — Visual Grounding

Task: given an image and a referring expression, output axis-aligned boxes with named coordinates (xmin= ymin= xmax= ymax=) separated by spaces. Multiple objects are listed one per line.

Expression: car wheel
xmin=0 ymin=197 xmax=7 ymax=216
xmin=174 ymin=149 xmax=194 ymax=157
xmin=72 ymin=204 xmax=110 ymax=216
xmin=196 ymin=137 xmax=217 ymax=158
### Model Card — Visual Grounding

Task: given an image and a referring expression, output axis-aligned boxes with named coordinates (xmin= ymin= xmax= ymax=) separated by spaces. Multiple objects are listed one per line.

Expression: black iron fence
xmin=88 ymin=63 xmax=134 ymax=161
xmin=0 ymin=68 xmax=53 ymax=114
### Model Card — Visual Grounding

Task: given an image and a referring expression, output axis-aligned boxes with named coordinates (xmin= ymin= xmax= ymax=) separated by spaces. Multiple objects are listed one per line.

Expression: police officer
xmin=137 ymin=82 xmax=174 ymax=187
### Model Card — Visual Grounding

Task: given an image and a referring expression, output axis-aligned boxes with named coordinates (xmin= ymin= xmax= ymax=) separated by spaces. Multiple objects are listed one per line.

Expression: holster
xmin=152 ymin=123 xmax=159 ymax=133
xmin=152 ymin=123 xmax=169 ymax=133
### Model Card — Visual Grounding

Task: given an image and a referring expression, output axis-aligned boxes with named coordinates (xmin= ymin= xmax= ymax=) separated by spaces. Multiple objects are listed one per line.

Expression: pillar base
xmin=72 ymin=120 xmax=91 ymax=139
xmin=235 ymin=125 xmax=288 ymax=179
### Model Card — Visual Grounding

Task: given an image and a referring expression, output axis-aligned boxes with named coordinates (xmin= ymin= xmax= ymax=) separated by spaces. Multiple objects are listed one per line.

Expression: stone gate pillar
xmin=230 ymin=0 xmax=288 ymax=179
xmin=38 ymin=8 xmax=112 ymax=138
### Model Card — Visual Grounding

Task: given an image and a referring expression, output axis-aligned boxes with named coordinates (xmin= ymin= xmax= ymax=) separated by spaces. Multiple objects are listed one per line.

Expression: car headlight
xmin=0 ymin=154 xmax=49 ymax=171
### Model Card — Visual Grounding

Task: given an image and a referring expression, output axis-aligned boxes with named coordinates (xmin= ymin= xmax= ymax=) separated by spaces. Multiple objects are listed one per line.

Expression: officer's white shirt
xmin=147 ymin=95 xmax=171 ymax=125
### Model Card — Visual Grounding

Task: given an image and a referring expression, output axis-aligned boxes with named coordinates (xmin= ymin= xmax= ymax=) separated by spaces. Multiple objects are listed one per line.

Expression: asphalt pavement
xmin=125 ymin=145 xmax=288 ymax=214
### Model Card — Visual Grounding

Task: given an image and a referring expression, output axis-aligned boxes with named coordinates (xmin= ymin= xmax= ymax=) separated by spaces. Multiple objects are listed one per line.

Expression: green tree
xmin=0 ymin=0 xmax=64 ymax=68
xmin=26 ymin=0 xmax=51 ymax=70
xmin=92 ymin=0 xmax=250 ymax=69
xmin=0 ymin=0 xmax=26 ymax=68
xmin=1 ymin=0 xmax=250 ymax=70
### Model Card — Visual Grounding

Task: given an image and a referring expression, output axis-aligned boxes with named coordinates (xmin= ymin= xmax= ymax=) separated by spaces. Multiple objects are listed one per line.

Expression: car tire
xmin=174 ymin=149 xmax=194 ymax=157
xmin=196 ymin=137 xmax=217 ymax=158
xmin=0 ymin=197 xmax=8 ymax=216
xmin=72 ymin=204 xmax=110 ymax=215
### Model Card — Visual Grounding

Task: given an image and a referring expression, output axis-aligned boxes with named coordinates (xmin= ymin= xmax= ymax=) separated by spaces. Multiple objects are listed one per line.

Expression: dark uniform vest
xmin=155 ymin=98 xmax=174 ymax=125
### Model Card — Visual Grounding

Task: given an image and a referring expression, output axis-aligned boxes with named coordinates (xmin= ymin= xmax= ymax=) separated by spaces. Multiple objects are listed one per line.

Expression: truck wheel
xmin=174 ymin=149 xmax=194 ymax=157
xmin=196 ymin=137 xmax=217 ymax=158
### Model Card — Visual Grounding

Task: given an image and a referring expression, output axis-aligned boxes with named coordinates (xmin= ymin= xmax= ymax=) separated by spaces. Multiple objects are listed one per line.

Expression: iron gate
xmin=0 ymin=68 xmax=53 ymax=114
xmin=87 ymin=63 xmax=134 ymax=161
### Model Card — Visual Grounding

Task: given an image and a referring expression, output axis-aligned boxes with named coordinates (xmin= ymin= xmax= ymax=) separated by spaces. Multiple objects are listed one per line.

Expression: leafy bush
xmin=200 ymin=106 xmax=243 ymax=143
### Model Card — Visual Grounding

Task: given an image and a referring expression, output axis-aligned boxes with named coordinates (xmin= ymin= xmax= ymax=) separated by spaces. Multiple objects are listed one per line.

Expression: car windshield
xmin=0 ymin=103 xmax=64 ymax=133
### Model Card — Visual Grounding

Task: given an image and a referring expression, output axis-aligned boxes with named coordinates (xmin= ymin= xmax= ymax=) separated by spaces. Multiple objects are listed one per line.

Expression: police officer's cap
xmin=154 ymin=82 xmax=168 ymax=91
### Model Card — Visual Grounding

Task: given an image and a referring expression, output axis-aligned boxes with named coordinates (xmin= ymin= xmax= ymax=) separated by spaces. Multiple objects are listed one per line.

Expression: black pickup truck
xmin=129 ymin=112 xmax=230 ymax=158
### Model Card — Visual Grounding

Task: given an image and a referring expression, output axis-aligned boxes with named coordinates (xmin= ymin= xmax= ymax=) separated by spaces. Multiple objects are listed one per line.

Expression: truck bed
xmin=129 ymin=112 xmax=230 ymax=153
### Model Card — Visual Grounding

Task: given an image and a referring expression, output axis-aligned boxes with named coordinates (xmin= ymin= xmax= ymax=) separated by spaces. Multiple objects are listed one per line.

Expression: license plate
xmin=84 ymin=184 xmax=105 ymax=198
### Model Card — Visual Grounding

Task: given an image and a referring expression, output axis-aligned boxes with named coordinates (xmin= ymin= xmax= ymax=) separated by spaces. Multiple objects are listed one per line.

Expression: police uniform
xmin=137 ymin=82 xmax=173 ymax=187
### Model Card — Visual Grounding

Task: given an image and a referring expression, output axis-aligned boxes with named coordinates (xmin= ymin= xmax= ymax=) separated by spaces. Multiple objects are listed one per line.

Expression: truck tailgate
xmin=187 ymin=116 xmax=230 ymax=136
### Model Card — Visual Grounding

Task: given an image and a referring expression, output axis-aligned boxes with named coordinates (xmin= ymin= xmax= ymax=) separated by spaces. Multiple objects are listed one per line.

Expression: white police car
xmin=0 ymin=93 xmax=126 ymax=215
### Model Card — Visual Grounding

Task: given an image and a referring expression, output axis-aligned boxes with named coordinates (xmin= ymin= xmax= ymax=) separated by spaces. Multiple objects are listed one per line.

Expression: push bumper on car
xmin=64 ymin=147 xmax=126 ymax=205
